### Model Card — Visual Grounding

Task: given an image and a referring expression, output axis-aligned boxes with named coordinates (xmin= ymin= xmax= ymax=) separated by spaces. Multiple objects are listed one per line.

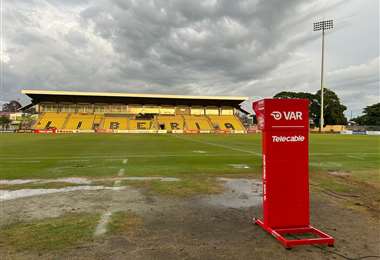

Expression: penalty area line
xmin=170 ymin=135 xmax=262 ymax=156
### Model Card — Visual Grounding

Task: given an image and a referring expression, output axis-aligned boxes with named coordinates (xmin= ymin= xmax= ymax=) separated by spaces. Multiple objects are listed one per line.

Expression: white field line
xmin=49 ymin=166 xmax=119 ymax=171
xmin=94 ymin=159 xmax=128 ymax=237
xmin=94 ymin=211 xmax=112 ymax=237
xmin=309 ymin=162 xmax=343 ymax=167
xmin=104 ymin=158 xmax=125 ymax=161
xmin=170 ymin=135 xmax=262 ymax=156
xmin=193 ymin=150 xmax=206 ymax=154
xmin=118 ymin=168 xmax=125 ymax=176
xmin=62 ymin=159 xmax=90 ymax=162
xmin=229 ymin=164 xmax=250 ymax=169
xmin=13 ymin=161 xmax=41 ymax=163
xmin=0 ymin=154 xmax=256 ymax=161
xmin=1 ymin=151 xmax=376 ymax=161
xmin=346 ymin=155 xmax=365 ymax=160
xmin=310 ymin=153 xmax=377 ymax=155
xmin=118 ymin=159 xmax=127 ymax=176
xmin=1 ymin=152 xmax=377 ymax=162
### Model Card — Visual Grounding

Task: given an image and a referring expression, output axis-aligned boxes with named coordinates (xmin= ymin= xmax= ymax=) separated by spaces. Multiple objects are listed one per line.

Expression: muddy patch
xmin=0 ymin=186 xmax=178 ymax=227
xmin=201 ymin=178 xmax=262 ymax=208
xmin=1 ymin=176 xmax=380 ymax=260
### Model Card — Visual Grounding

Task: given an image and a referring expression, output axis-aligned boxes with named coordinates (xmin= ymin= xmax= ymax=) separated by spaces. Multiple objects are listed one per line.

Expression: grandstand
xmin=21 ymin=90 xmax=248 ymax=133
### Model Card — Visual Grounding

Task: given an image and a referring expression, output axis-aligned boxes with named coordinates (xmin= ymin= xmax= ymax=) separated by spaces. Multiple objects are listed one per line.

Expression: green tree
xmin=2 ymin=100 xmax=22 ymax=112
xmin=315 ymin=88 xmax=347 ymax=126
xmin=352 ymin=103 xmax=380 ymax=126
xmin=273 ymin=91 xmax=319 ymax=125
xmin=19 ymin=114 xmax=34 ymax=130
xmin=0 ymin=116 xmax=11 ymax=130
xmin=273 ymin=88 xmax=347 ymax=126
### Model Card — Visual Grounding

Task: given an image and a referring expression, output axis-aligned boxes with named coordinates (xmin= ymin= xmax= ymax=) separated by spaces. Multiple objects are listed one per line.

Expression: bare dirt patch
xmin=0 ymin=178 xmax=379 ymax=260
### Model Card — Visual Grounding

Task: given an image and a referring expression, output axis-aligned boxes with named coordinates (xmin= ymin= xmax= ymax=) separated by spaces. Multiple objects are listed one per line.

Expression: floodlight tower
xmin=313 ymin=19 xmax=333 ymax=132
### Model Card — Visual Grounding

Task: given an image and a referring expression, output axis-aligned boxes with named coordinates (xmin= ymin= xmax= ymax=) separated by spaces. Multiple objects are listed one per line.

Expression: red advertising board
xmin=253 ymin=99 xmax=334 ymax=249
xmin=33 ymin=128 xmax=57 ymax=134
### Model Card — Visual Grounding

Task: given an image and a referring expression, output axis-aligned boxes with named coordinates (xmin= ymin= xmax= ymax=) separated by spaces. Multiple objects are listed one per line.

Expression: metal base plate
xmin=254 ymin=218 xmax=335 ymax=249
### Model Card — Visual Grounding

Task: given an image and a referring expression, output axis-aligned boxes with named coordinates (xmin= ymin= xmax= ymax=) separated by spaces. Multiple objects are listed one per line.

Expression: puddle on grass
xmin=0 ymin=177 xmax=180 ymax=201
xmin=0 ymin=186 xmax=125 ymax=201
xmin=203 ymin=178 xmax=262 ymax=208
xmin=0 ymin=177 xmax=179 ymax=186
xmin=0 ymin=179 xmax=38 ymax=185
xmin=0 ymin=177 xmax=92 ymax=185
xmin=118 ymin=177 xmax=179 ymax=182
xmin=46 ymin=177 xmax=92 ymax=184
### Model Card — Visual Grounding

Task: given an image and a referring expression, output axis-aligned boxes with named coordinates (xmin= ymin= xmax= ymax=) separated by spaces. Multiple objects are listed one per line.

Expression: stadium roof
xmin=21 ymin=89 xmax=249 ymax=111
xmin=22 ymin=89 xmax=247 ymax=101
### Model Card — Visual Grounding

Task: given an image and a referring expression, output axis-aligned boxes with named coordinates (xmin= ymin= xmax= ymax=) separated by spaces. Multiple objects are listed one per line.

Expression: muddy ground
xmin=0 ymin=178 xmax=379 ymax=260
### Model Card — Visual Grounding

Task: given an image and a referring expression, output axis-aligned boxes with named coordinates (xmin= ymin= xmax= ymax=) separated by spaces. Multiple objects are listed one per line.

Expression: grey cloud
xmin=327 ymin=57 xmax=380 ymax=115
xmin=1 ymin=0 xmax=378 ymax=115
xmin=78 ymin=0 xmax=321 ymax=86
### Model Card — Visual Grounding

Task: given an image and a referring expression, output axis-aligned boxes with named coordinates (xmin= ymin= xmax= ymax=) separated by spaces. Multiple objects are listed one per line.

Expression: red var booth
xmin=252 ymin=98 xmax=334 ymax=249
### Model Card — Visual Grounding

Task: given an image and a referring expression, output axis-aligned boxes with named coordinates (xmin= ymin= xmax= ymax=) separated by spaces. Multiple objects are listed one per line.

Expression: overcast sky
xmin=1 ymin=0 xmax=379 ymax=117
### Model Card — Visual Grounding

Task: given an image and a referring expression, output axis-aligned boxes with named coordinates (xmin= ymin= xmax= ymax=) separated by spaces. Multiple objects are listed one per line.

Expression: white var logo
xmin=270 ymin=111 xmax=303 ymax=120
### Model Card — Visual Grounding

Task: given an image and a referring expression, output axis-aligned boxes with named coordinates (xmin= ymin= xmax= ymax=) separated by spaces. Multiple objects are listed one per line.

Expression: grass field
xmin=0 ymin=133 xmax=379 ymax=180
xmin=0 ymin=133 xmax=379 ymax=196
xmin=1 ymin=133 xmax=379 ymax=258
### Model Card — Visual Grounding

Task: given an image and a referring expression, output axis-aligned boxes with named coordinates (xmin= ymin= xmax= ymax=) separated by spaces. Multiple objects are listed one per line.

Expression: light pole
xmin=313 ymin=19 xmax=333 ymax=132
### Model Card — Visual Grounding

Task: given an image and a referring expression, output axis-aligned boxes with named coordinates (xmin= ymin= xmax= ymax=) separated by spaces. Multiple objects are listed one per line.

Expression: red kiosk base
xmin=253 ymin=218 xmax=334 ymax=249
xmin=252 ymin=99 xmax=335 ymax=249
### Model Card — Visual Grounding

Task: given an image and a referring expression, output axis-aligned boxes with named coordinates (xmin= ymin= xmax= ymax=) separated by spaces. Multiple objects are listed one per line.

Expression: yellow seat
xmin=129 ymin=120 xmax=153 ymax=130
xmin=183 ymin=115 xmax=212 ymax=131
xmin=157 ymin=115 xmax=184 ymax=130
xmin=102 ymin=117 xmax=128 ymax=130
xmin=34 ymin=112 xmax=68 ymax=129
xmin=65 ymin=114 xmax=95 ymax=130
xmin=208 ymin=115 xmax=245 ymax=131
